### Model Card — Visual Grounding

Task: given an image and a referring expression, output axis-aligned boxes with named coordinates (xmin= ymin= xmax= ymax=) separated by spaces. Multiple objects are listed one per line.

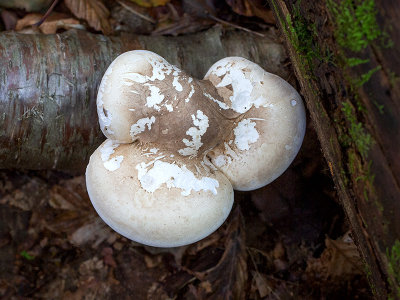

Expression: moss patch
xmin=345 ymin=57 xmax=370 ymax=67
xmin=283 ymin=1 xmax=330 ymax=77
xmin=328 ymin=0 xmax=384 ymax=88
xmin=387 ymin=240 xmax=400 ymax=298
xmin=327 ymin=0 xmax=381 ymax=52
xmin=328 ymin=0 xmax=382 ymax=192
xmin=388 ymin=70 xmax=400 ymax=88
xmin=341 ymin=102 xmax=372 ymax=159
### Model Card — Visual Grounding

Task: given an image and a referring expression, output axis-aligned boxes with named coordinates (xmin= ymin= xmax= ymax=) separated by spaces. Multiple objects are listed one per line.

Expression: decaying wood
xmin=0 ymin=27 xmax=288 ymax=172
xmin=268 ymin=0 xmax=400 ymax=298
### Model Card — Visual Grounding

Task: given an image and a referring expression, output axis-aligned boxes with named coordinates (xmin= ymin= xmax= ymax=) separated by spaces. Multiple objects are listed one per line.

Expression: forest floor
xmin=0 ymin=0 xmax=371 ymax=298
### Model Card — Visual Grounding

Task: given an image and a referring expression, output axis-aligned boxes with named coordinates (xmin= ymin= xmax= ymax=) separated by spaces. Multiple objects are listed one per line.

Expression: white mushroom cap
xmin=87 ymin=51 xmax=306 ymax=247
xmin=204 ymin=57 xmax=306 ymax=191
xmin=97 ymin=50 xmax=183 ymax=143
xmin=86 ymin=140 xmax=234 ymax=247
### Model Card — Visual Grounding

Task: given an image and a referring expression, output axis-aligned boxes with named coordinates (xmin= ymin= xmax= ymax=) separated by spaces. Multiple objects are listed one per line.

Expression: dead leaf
xmin=306 ymin=231 xmax=363 ymax=280
xmin=0 ymin=0 xmax=52 ymax=12
xmin=40 ymin=18 xmax=82 ymax=34
xmin=69 ymin=218 xmax=113 ymax=248
xmin=199 ymin=280 xmax=213 ymax=293
xmin=15 ymin=13 xmax=42 ymax=30
xmin=153 ymin=13 xmax=214 ymax=36
xmin=59 ymin=257 xmax=112 ymax=299
xmin=45 ymin=176 xmax=114 ymax=248
xmin=101 ymin=247 xmax=117 ymax=268
xmin=251 ymin=271 xmax=271 ymax=298
xmin=49 ymin=176 xmax=90 ymax=210
xmin=114 ymin=0 xmax=156 ymax=31
xmin=1 ymin=10 xmax=18 ymax=30
xmin=144 ymin=243 xmax=189 ymax=266
xmin=64 ymin=0 xmax=111 ymax=34
xmin=15 ymin=13 xmax=82 ymax=34
xmin=79 ymin=257 xmax=104 ymax=277
xmin=225 ymin=0 xmax=275 ymax=23
xmin=186 ymin=227 xmax=222 ymax=256
xmin=150 ymin=208 xmax=247 ymax=299
xmin=144 ymin=254 xmax=163 ymax=268
xmin=272 ymin=241 xmax=285 ymax=259
xmin=185 ymin=283 xmax=207 ymax=299
xmin=128 ymin=0 xmax=170 ymax=8
xmin=0 ymin=177 xmax=47 ymax=211
xmin=192 ymin=207 xmax=248 ymax=299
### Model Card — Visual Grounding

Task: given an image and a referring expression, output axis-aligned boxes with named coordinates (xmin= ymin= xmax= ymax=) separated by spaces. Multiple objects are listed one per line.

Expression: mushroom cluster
xmin=86 ymin=50 xmax=306 ymax=247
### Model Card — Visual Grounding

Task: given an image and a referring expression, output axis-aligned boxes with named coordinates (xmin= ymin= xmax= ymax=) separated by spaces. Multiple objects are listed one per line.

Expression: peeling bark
xmin=0 ymin=28 xmax=288 ymax=172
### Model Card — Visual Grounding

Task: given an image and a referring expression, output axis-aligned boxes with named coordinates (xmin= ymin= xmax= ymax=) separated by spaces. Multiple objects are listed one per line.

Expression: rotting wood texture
xmin=0 ymin=27 xmax=288 ymax=172
xmin=268 ymin=0 xmax=400 ymax=298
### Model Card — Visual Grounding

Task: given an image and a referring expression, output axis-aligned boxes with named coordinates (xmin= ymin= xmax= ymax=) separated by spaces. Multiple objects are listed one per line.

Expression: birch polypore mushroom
xmin=86 ymin=50 xmax=306 ymax=247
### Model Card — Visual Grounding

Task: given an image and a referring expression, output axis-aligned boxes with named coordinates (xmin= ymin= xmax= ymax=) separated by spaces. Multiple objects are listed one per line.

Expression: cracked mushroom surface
xmin=86 ymin=50 xmax=306 ymax=247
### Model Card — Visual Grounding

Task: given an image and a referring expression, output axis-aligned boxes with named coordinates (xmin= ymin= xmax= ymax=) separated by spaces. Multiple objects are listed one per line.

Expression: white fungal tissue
xmin=216 ymin=68 xmax=253 ymax=113
xmin=203 ymin=92 xmax=230 ymax=110
xmin=130 ymin=116 xmax=156 ymax=140
xmin=121 ymin=53 xmax=185 ymax=112
xmin=178 ymin=110 xmax=209 ymax=156
xmin=185 ymin=85 xmax=195 ymax=103
xmin=100 ymin=140 xmax=123 ymax=171
xmin=136 ymin=160 xmax=219 ymax=196
xmin=233 ymin=119 xmax=260 ymax=151
xmin=141 ymin=148 xmax=160 ymax=157
xmin=209 ymin=59 xmax=276 ymax=113
xmin=150 ymin=148 xmax=159 ymax=153
xmin=172 ymin=76 xmax=183 ymax=92
xmin=123 ymin=53 xmax=181 ymax=84
xmin=213 ymin=155 xmax=231 ymax=168
xmin=165 ymin=104 xmax=173 ymax=112
xmin=145 ymin=85 xmax=165 ymax=111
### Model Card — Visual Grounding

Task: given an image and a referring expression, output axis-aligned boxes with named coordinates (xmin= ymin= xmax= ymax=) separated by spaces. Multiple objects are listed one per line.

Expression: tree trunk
xmin=268 ymin=0 xmax=400 ymax=298
xmin=0 ymin=27 xmax=288 ymax=172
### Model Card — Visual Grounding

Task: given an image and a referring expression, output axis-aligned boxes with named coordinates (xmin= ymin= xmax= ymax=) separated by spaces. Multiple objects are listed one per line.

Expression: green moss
xmin=283 ymin=0 xmax=331 ymax=77
xmin=341 ymin=106 xmax=375 ymax=201
xmin=291 ymin=5 xmax=319 ymax=68
xmin=340 ymin=168 xmax=349 ymax=186
xmin=270 ymin=0 xmax=322 ymax=97
xmin=348 ymin=150 xmax=357 ymax=174
xmin=20 ymin=250 xmax=35 ymax=261
xmin=389 ymin=70 xmax=400 ymax=88
xmin=372 ymin=100 xmax=384 ymax=115
xmin=328 ymin=0 xmax=384 ymax=89
xmin=347 ymin=149 xmax=375 ymax=201
xmin=363 ymin=262 xmax=377 ymax=295
xmin=341 ymin=102 xmax=373 ymax=159
xmin=327 ymin=0 xmax=381 ymax=52
xmin=387 ymin=240 xmax=400 ymax=298
xmin=345 ymin=57 xmax=370 ymax=67
xmin=355 ymin=66 xmax=381 ymax=87
xmin=374 ymin=200 xmax=384 ymax=213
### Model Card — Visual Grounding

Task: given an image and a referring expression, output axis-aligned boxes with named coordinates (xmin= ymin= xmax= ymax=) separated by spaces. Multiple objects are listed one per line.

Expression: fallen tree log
xmin=268 ymin=0 xmax=400 ymax=298
xmin=0 ymin=27 xmax=287 ymax=172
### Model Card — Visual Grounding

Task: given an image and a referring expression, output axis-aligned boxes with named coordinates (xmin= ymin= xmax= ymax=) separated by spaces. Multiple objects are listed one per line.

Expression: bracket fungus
xmin=86 ymin=50 xmax=306 ymax=247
